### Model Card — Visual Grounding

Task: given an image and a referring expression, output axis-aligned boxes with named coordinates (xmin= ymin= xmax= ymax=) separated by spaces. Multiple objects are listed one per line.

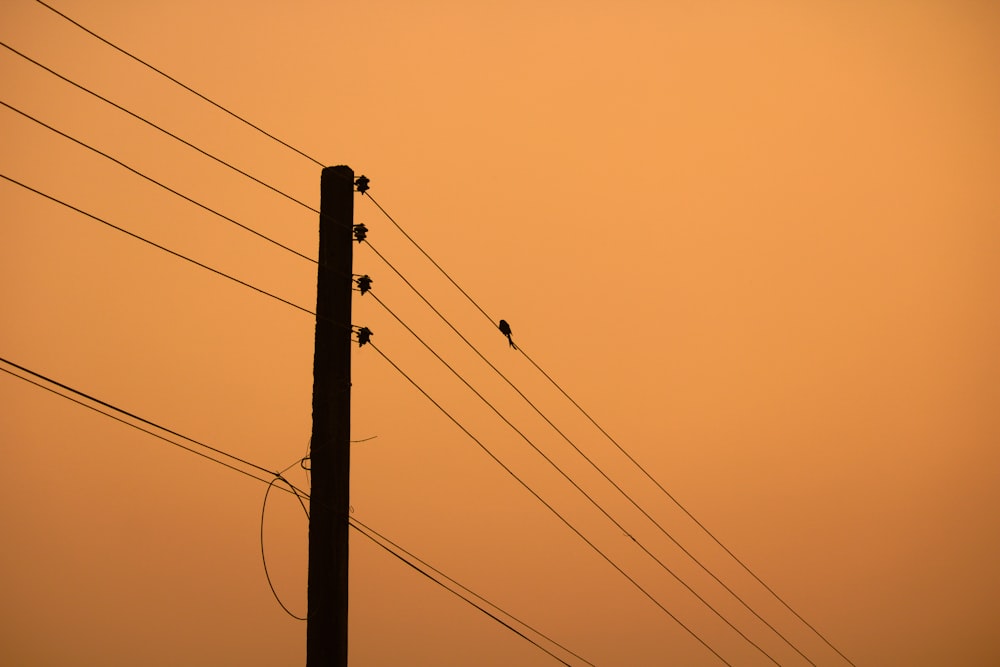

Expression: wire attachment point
xmin=355 ymin=274 xmax=372 ymax=295
xmin=353 ymin=222 xmax=368 ymax=243
xmin=353 ymin=326 xmax=373 ymax=347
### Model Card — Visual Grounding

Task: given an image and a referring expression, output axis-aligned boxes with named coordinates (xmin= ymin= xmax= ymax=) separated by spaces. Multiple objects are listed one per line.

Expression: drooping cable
xmin=260 ymin=461 xmax=310 ymax=621
xmin=5 ymin=354 xmax=583 ymax=658
xmin=366 ymin=341 xmax=733 ymax=666
xmin=31 ymin=0 xmax=326 ymax=167
xmin=4 ymin=357 xmax=575 ymax=653
xmin=4 ymin=356 xmax=313 ymax=621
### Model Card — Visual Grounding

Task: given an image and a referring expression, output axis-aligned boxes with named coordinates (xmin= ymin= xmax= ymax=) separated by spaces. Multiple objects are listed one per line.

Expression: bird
xmin=498 ymin=319 xmax=516 ymax=349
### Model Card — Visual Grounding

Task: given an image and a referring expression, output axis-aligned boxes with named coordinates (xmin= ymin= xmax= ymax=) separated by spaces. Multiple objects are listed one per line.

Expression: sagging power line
xmin=3 ymin=11 xmax=853 ymax=654
xmin=31 ymin=0 xmax=327 ymax=168
xmin=0 ymin=99 xmax=317 ymax=264
xmin=366 ymin=341 xmax=734 ymax=666
xmin=350 ymin=517 xmax=595 ymax=667
xmin=0 ymin=173 xmax=315 ymax=316
xmin=361 ymin=188 xmax=856 ymax=667
xmin=0 ymin=41 xmax=320 ymax=214
xmin=0 ymin=356 xmax=302 ymax=493
xmin=360 ymin=234 xmax=816 ymax=664
xmin=1 ymin=356 xmax=587 ymax=663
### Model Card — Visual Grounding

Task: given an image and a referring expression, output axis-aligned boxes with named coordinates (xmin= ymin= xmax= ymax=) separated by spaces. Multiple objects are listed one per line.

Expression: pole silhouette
xmin=307 ymin=165 xmax=354 ymax=666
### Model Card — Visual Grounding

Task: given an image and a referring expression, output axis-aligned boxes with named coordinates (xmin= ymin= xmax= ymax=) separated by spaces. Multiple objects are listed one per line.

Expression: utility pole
xmin=307 ymin=165 xmax=354 ymax=667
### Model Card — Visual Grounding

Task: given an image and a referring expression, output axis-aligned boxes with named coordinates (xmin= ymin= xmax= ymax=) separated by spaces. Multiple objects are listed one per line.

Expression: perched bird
xmin=498 ymin=319 xmax=516 ymax=349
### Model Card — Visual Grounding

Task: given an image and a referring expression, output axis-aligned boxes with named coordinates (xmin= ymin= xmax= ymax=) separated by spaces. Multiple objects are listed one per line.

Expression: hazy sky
xmin=2 ymin=1 xmax=998 ymax=665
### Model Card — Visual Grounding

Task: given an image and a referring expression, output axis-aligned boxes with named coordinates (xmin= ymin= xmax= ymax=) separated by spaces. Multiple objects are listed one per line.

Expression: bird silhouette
xmin=498 ymin=319 xmax=516 ymax=349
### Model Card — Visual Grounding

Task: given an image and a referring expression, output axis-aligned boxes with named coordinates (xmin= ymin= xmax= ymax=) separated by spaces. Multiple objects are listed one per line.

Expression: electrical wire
xmin=0 ymin=41 xmax=320 ymax=214
xmin=362 ymin=242 xmax=814 ymax=664
xmin=2 ymin=171 xmax=353 ymax=353
xmin=3 ymin=357 xmax=311 ymax=622
xmin=0 ymin=358 xmax=306 ymax=497
xmin=0 ymin=99 xmax=317 ymax=264
xmin=363 ymin=190 xmax=855 ymax=666
xmin=1 ymin=358 xmax=316 ymax=620
xmin=516 ymin=346 xmax=856 ymax=666
xmin=349 ymin=517 xmax=593 ymax=667
xmin=4 ymin=357 xmax=572 ymax=656
xmin=4 ymin=356 xmax=583 ymax=661
xmin=260 ymin=461 xmax=310 ymax=621
xmin=366 ymin=341 xmax=733 ymax=666
xmin=0 ymin=21 xmax=845 ymax=651
xmin=0 ymin=173 xmax=316 ymax=316
xmin=3 ymin=355 xmax=582 ymax=658
xmin=366 ymin=292 xmax=780 ymax=665
xmin=364 ymin=193 xmax=493 ymax=323
xmin=31 ymin=0 xmax=326 ymax=168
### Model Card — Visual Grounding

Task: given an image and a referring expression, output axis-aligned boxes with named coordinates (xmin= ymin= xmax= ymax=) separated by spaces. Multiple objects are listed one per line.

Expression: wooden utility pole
xmin=307 ymin=165 xmax=354 ymax=667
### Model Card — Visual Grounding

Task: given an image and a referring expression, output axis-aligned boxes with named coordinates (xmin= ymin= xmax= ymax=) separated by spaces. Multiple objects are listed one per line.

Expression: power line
xmin=366 ymin=341 xmax=733 ymax=666
xmin=261 ymin=466 xmax=310 ymax=621
xmin=4 ymin=357 xmax=576 ymax=660
xmin=366 ymin=291 xmax=780 ymax=665
xmin=3 ymin=354 xmax=586 ymax=663
xmin=518 ymin=343 xmax=855 ymax=666
xmin=362 ymin=240 xmax=816 ymax=665
xmin=0 ymin=15 xmax=845 ymax=650
xmin=349 ymin=517 xmax=593 ymax=667
xmin=31 ymin=0 xmax=326 ymax=168
xmin=0 ymin=173 xmax=316 ymax=316
xmin=3 ymin=355 xmax=569 ymax=658
xmin=4 ymin=356 xmax=309 ymax=623
xmin=0 ymin=99 xmax=317 ymax=264
xmin=4 ymin=353 xmax=579 ymax=663
xmin=0 ymin=357 xmax=305 ymax=497
xmin=364 ymin=193 xmax=494 ymax=323
xmin=4 ymin=7 xmax=847 ymax=656
xmin=363 ymin=189 xmax=855 ymax=666
xmin=0 ymin=40 xmax=320 ymax=214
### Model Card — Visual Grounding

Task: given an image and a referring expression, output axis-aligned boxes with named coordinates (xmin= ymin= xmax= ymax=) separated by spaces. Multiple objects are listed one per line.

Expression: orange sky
xmin=2 ymin=1 xmax=999 ymax=665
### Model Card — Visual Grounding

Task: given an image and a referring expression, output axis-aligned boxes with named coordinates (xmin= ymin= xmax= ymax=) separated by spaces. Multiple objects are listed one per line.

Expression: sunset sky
xmin=2 ymin=1 xmax=998 ymax=665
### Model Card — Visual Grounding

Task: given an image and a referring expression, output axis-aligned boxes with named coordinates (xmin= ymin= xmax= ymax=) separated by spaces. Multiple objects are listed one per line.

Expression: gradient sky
xmin=2 ymin=1 xmax=999 ymax=665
